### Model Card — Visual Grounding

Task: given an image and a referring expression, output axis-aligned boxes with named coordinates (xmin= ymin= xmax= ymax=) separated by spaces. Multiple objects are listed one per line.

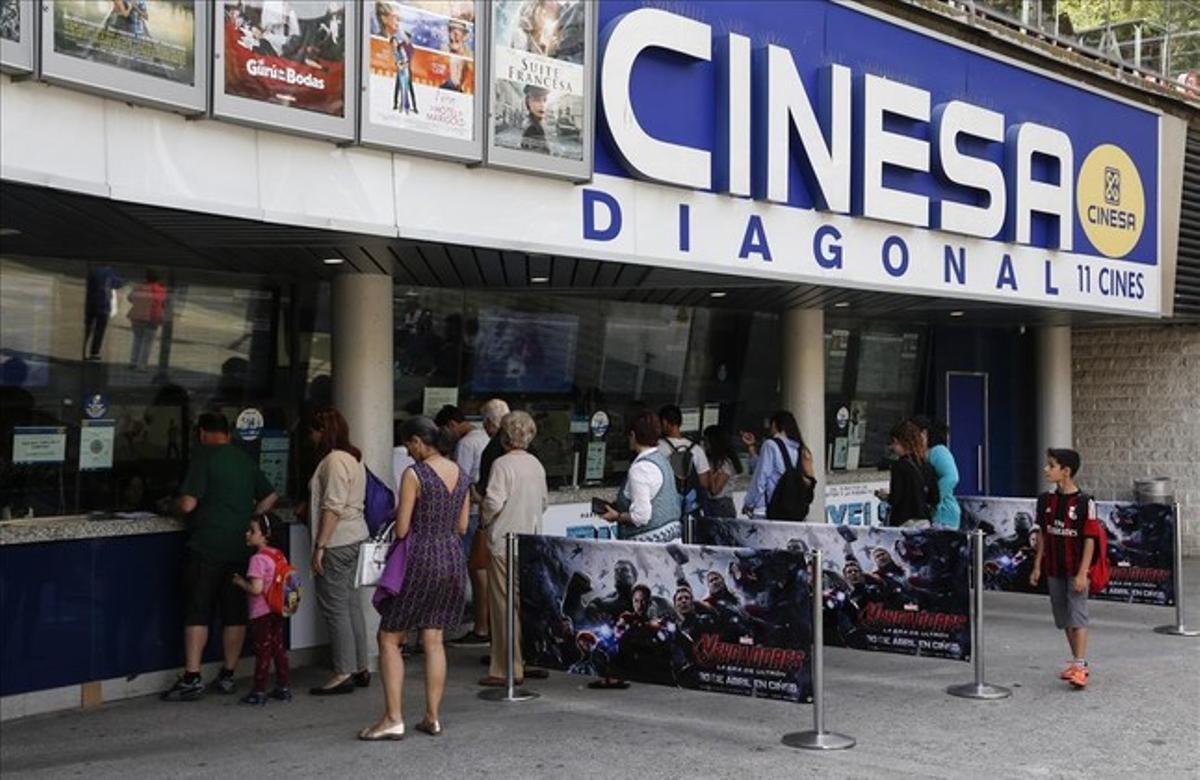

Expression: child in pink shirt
xmin=232 ymin=516 xmax=291 ymax=705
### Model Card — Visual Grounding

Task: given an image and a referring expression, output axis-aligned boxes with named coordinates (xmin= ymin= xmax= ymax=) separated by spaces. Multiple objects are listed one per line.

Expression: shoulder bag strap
xmin=771 ymin=437 xmax=795 ymax=473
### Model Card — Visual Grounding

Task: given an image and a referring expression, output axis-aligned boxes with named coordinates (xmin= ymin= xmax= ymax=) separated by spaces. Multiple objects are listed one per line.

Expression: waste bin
xmin=1134 ymin=477 xmax=1173 ymax=506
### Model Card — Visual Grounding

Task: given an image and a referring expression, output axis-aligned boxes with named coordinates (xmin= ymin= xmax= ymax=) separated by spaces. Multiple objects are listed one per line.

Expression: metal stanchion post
xmin=782 ymin=549 xmax=856 ymax=751
xmin=685 ymin=515 xmax=695 ymax=545
xmin=1154 ymin=503 xmax=1198 ymax=637
xmin=479 ymin=533 xmax=539 ymax=702
xmin=947 ymin=529 xmax=1012 ymax=699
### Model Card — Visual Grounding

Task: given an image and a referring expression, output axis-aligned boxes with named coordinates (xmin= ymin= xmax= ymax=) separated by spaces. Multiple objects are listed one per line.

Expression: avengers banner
xmin=518 ymin=536 xmax=813 ymax=703
xmin=959 ymin=497 xmax=1176 ymax=606
xmin=695 ymin=517 xmax=971 ymax=662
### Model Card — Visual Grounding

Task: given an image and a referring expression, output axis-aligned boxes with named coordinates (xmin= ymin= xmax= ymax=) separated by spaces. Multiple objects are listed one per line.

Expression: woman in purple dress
xmin=359 ymin=417 xmax=469 ymax=741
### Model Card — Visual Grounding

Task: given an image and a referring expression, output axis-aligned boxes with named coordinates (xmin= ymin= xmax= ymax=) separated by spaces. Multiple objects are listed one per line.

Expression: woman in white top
xmin=701 ymin=425 xmax=743 ymax=518
xmin=479 ymin=411 xmax=548 ymax=686
xmin=306 ymin=408 xmax=371 ymax=696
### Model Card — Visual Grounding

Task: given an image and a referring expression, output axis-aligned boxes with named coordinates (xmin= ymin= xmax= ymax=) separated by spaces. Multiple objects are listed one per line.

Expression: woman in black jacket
xmin=877 ymin=420 xmax=938 ymax=526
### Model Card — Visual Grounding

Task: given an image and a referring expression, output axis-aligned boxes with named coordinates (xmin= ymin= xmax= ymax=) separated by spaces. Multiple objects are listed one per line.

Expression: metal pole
xmin=782 ymin=550 xmax=855 ymax=750
xmin=1155 ymin=502 xmax=1198 ymax=637
xmin=479 ymin=533 xmax=539 ymax=702
xmin=685 ymin=515 xmax=695 ymax=545
xmin=947 ymin=530 xmax=1012 ymax=699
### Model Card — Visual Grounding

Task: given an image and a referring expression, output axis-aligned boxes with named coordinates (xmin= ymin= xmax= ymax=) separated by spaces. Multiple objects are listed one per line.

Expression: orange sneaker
xmin=1059 ymin=664 xmax=1075 ymax=680
xmin=1065 ymin=665 xmax=1089 ymax=689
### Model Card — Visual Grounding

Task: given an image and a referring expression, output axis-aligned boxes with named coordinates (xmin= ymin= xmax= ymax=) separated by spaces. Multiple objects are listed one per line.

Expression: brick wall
xmin=1073 ymin=324 xmax=1200 ymax=557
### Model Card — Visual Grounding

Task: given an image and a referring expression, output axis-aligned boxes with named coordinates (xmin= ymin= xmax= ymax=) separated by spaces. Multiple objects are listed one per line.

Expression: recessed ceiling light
xmin=834 ymin=301 xmax=850 ymax=308
xmin=322 ymin=257 xmax=344 ymax=266
xmin=710 ymin=291 xmax=727 ymax=298
xmin=0 ymin=227 xmax=20 ymax=237
xmin=531 ymin=276 xmax=550 ymax=283
xmin=949 ymin=310 xmax=965 ymax=317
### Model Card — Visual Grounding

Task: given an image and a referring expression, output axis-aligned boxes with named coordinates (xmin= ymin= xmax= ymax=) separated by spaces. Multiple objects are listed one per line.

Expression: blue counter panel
xmin=1 ymin=531 xmax=284 ymax=697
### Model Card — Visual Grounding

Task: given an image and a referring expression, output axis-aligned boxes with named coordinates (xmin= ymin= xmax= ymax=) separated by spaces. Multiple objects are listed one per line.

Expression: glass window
xmin=824 ymin=319 xmax=926 ymax=471
xmin=392 ymin=286 xmax=782 ymax=489
xmin=0 ymin=256 xmax=321 ymax=518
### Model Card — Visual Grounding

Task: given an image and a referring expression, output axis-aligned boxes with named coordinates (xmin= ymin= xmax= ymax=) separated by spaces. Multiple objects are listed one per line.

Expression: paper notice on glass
xmin=423 ymin=387 xmax=459 ymax=417
xmin=13 ymin=427 xmax=67 ymax=464
xmin=701 ymin=404 xmax=721 ymax=430
xmin=259 ymin=432 xmax=290 ymax=497
xmin=680 ymin=408 xmax=701 ymax=433
xmin=79 ymin=420 xmax=116 ymax=471
xmin=846 ymin=444 xmax=861 ymax=471
xmin=585 ymin=441 xmax=606 ymax=482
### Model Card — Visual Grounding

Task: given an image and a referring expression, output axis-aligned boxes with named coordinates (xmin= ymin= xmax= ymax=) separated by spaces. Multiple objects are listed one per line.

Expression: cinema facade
xmin=0 ymin=0 xmax=1196 ymax=718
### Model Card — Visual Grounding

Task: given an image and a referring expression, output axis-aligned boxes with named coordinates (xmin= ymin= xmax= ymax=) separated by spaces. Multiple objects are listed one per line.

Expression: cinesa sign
xmin=584 ymin=4 xmax=1160 ymax=315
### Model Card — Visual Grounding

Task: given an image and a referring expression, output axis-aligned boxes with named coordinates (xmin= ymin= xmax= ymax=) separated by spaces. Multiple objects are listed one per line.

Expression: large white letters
xmin=931 ymin=101 xmax=1006 ymax=238
xmin=1007 ymin=123 xmax=1074 ymax=250
xmin=761 ymin=49 xmax=851 ymax=212
xmin=600 ymin=9 xmax=712 ymax=190
xmin=860 ymin=74 xmax=931 ymax=227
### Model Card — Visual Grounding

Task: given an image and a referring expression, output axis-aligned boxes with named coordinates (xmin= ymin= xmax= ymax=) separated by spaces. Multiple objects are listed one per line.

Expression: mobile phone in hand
xmin=591 ymin=497 xmax=611 ymax=516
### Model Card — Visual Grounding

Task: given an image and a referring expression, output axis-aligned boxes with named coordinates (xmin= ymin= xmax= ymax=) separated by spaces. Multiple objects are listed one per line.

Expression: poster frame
xmin=484 ymin=0 xmax=596 ymax=182
xmin=0 ymin=0 xmax=35 ymax=74
xmin=211 ymin=0 xmax=358 ymax=142
xmin=37 ymin=0 xmax=208 ymax=114
xmin=357 ymin=0 xmax=486 ymax=162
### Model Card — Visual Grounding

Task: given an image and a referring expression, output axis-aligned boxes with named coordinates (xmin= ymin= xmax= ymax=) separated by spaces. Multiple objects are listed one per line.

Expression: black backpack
xmin=765 ymin=438 xmax=816 ymax=521
xmin=666 ymin=439 xmax=699 ymax=498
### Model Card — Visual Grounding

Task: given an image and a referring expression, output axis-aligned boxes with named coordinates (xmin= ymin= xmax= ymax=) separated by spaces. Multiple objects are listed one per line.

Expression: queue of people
xmin=161 ymin=401 xmax=964 ymax=727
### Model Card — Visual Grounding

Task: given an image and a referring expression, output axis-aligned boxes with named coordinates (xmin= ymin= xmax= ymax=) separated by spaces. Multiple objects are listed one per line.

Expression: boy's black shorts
xmin=182 ymin=557 xmax=248 ymax=628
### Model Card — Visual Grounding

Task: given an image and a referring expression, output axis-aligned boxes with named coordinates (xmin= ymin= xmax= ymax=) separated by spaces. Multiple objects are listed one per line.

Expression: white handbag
xmin=354 ymin=522 xmax=394 ymax=589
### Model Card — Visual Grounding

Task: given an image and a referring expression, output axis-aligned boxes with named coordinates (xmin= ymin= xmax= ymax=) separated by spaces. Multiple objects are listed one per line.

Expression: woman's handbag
xmin=355 ymin=522 xmax=395 ymax=589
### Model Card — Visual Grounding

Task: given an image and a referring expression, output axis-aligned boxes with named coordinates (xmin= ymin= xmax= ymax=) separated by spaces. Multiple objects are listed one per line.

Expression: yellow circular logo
xmin=1076 ymin=144 xmax=1144 ymax=259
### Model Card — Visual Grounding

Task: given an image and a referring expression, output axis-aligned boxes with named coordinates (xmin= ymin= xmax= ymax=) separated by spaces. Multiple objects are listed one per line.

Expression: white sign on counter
xmin=13 ymin=426 xmax=67 ymax=464
xmin=584 ymin=441 xmax=606 ymax=482
xmin=79 ymin=420 xmax=116 ymax=470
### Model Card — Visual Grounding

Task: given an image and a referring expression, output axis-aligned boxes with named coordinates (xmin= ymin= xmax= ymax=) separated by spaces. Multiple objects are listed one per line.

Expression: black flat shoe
xmin=309 ymin=679 xmax=355 ymax=696
xmin=353 ymin=671 xmax=371 ymax=688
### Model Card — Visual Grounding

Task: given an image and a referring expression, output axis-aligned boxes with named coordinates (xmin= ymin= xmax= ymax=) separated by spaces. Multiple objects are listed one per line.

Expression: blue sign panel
xmin=594 ymin=0 xmax=1159 ymax=266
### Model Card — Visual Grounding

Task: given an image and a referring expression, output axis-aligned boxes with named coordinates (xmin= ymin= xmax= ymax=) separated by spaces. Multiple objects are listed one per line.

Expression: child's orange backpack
xmin=260 ymin=547 xmax=302 ymax=617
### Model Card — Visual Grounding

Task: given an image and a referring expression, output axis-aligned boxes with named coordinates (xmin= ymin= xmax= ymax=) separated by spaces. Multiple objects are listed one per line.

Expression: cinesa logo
xmin=246 ymin=60 xmax=326 ymax=90
xmin=1077 ymin=144 xmax=1145 ymax=258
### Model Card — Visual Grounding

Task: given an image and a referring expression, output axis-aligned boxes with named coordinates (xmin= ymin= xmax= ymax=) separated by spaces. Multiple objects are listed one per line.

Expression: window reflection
xmin=0 ymin=256 xmax=318 ymax=519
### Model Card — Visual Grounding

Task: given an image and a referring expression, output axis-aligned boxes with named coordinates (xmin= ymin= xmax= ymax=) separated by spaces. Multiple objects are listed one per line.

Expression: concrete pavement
xmin=3 ymin=563 xmax=1198 ymax=779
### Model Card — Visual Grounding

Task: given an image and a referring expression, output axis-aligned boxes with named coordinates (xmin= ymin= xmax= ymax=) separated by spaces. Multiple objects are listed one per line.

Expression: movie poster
xmin=696 ymin=517 xmax=972 ymax=662
xmin=519 ymin=536 xmax=813 ymax=703
xmin=52 ymin=0 xmax=196 ymax=84
xmin=222 ymin=1 xmax=347 ymax=116
xmin=960 ymin=497 xmax=1176 ymax=606
xmin=365 ymin=1 xmax=476 ymax=141
xmin=490 ymin=0 xmax=586 ymax=161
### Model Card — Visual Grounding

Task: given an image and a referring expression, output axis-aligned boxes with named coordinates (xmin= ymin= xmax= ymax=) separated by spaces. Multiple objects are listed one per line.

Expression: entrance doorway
xmin=947 ymin=372 xmax=989 ymax=495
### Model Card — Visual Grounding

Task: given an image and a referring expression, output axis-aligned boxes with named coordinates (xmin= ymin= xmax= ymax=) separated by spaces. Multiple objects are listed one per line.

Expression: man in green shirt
xmin=161 ymin=413 xmax=277 ymax=701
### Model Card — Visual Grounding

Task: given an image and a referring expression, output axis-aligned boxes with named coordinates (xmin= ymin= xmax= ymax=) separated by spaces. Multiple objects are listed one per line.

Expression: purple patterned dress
xmin=377 ymin=460 xmax=469 ymax=632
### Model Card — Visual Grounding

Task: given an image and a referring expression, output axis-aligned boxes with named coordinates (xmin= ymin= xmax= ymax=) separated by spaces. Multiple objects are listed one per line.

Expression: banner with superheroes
xmin=695 ymin=517 xmax=971 ymax=662
xmin=518 ymin=536 xmax=813 ymax=703
xmin=959 ymin=497 xmax=1176 ymax=606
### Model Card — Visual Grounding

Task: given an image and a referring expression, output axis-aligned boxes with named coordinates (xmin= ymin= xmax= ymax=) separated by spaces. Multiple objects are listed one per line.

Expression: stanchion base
xmin=478 ymin=687 xmax=539 ymax=702
xmin=1154 ymin=625 xmax=1200 ymax=637
xmin=946 ymin=682 xmax=1011 ymax=700
xmin=781 ymin=730 xmax=856 ymax=750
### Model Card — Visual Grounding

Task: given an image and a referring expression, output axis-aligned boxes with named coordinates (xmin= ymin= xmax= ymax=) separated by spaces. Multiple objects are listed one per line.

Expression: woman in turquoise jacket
xmin=913 ymin=416 xmax=961 ymax=529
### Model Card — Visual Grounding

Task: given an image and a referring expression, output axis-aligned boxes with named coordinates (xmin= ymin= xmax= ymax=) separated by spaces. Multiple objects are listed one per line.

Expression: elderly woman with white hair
xmin=478 ymin=410 xmax=547 ymax=686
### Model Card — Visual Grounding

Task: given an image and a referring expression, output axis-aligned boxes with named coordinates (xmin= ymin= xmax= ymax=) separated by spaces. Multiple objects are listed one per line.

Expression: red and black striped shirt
xmin=1037 ymin=490 xmax=1103 ymax=578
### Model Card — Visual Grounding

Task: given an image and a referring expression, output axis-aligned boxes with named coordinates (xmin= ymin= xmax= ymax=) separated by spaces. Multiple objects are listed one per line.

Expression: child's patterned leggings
xmin=251 ymin=613 xmax=289 ymax=691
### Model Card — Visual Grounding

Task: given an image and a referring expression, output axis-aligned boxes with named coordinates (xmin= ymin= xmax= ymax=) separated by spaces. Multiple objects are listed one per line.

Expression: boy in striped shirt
xmin=1029 ymin=448 xmax=1104 ymax=689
